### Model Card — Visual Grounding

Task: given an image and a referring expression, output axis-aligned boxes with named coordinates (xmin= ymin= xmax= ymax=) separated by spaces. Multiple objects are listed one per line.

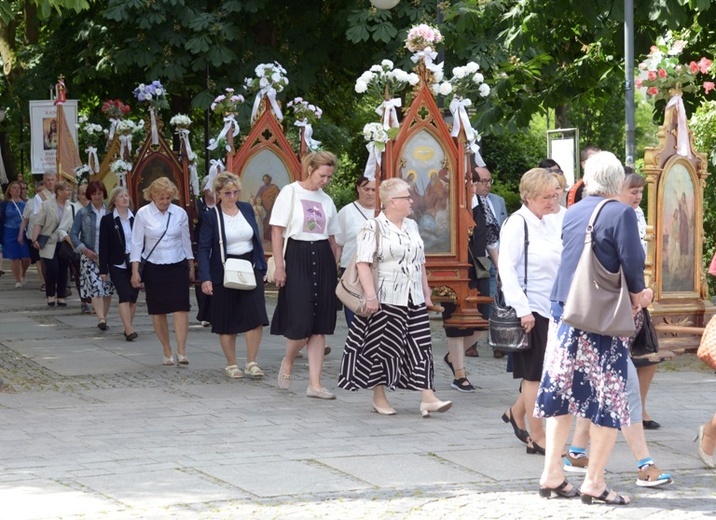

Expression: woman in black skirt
xmin=198 ymin=172 xmax=268 ymax=379
xmin=99 ymin=187 xmax=139 ymax=341
xmin=130 ymin=178 xmax=194 ymax=366
xmin=270 ymin=151 xmax=340 ymax=399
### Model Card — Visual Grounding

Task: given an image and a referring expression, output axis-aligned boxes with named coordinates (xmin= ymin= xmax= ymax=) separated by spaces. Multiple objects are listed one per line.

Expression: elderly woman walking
xmin=338 ymin=178 xmax=452 ymax=418
xmin=536 ymin=151 xmax=653 ymax=504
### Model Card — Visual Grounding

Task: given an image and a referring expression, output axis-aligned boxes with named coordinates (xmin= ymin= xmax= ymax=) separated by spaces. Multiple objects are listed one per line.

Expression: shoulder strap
xmin=353 ymin=202 xmax=369 ymax=221
xmin=520 ymin=215 xmax=529 ymax=288
xmin=215 ymin=206 xmax=227 ymax=266
xmin=143 ymin=212 xmax=171 ymax=262
xmin=584 ymin=199 xmax=616 ymax=245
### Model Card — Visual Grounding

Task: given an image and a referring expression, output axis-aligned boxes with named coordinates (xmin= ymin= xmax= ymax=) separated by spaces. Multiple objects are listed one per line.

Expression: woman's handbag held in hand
xmin=698 ymin=317 xmax=716 ymax=370
xmin=562 ymin=199 xmax=636 ymax=337
xmin=336 ymin=220 xmax=380 ymax=317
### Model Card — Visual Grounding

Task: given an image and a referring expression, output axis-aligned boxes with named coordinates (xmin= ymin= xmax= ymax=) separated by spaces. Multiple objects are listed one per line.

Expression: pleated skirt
xmin=338 ymin=298 xmax=435 ymax=392
xmin=270 ymin=239 xmax=337 ymax=339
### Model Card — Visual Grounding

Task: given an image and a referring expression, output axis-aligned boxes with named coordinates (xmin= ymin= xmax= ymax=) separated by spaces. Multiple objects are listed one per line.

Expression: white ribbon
xmin=250 ymin=86 xmax=284 ymax=123
xmin=410 ymin=46 xmax=444 ymax=74
xmin=85 ymin=146 xmax=100 ymax=173
xmin=176 ymin=128 xmax=196 ymax=161
xmin=363 ymin=142 xmax=382 ymax=181
xmin=665 ymin=94 xmax=692 ymax=158
xmin=189 ymin=163 xmax=200 ymax=196
xmin=118 ymin=134 xmax=132 ymax=161
xmin=106 ymin=118 xmax=119 ymax=149
xmin=294 ymin=119 xmax=321 ymax=151
xmin=207 ymin=115 xmax=239 ymax=151
xmin=149 ymin=107 xmax=159 ymax=146
xmin=205 ymin=159 xmax=225 ymax=193
xmin=449 ymin=97 xmax=486 ymax=166
xmin=376 ymin=98 xmax=402 ymax=130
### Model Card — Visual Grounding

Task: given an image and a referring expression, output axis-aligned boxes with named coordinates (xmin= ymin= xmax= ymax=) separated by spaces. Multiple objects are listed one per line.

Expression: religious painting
xmin=29 ymin=100 xmax=78 ymax=175
xmin=133 ymin=155 xmax=184 ymax=209
xmin=660 ymin=160 xmax=695 ymax=293
xmin=399 ymin=129 xmax=452 ymax=254
xmin=239 ymin=148 xmax=293 ymax=248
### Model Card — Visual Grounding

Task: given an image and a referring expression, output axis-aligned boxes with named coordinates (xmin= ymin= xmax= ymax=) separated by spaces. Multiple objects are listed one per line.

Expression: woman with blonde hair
xmin=338 ymin=178 xmax=452 ymax=417
xmin=130 ymin=177 xmax=194 ymax=365
xmin=198 ymin=172 xmax=268 ymax=379
xmin=99 ymin=187 xmax=139 ymax=341
xmin=270 ymin=151 xmax=340 ymax=399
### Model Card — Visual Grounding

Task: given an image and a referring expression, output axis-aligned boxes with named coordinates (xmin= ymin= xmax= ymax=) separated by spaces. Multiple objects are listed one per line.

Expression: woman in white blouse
xmin=498 ymin=168 xmax=562 ymax=454
xmin=334 ymin=176 xmax=376 ymax=327
xmin=338 ymin=178 xmax=452 ymax=418
xmin=131 ymin=178 xmax=195 ymax=366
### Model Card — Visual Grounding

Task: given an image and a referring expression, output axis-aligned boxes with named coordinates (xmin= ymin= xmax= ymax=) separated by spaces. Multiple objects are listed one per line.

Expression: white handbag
xmin=215 ymin=207 xmax=256 ymax=291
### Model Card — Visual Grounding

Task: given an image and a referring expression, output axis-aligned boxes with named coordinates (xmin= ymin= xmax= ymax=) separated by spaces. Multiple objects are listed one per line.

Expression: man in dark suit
xmin=467 ymin=166 xmax=504 ymax=358
xmin=194 ymin=177 xmax=216 ymax=326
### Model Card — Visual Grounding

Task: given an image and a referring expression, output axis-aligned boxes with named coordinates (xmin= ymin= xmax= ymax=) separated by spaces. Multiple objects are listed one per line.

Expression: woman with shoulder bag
xmin=130 ymin=177 xmax=195 ymax=366
xmin=198 ymin=172 xmax=268 ymax=379
xmin=31 ymin=181 xmax=74 ymax=306
xmin=338 ymin=178 xmax=452 ymax=418
xmin=498 ymin=169 xmax=562 ymax=454
xmin=99 ymin=187 xmax=139 ymax=341
xmin=70 ymin=181 xmax=115 ymax=330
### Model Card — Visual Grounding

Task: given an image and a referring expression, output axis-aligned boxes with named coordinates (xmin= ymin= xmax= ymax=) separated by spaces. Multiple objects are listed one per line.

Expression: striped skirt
xmin=338 ymin=298 xmax=435 ymax=392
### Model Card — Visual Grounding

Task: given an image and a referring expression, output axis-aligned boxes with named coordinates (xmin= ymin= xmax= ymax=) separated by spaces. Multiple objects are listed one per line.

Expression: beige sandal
xmin=244 ymin=361 xmax=265 ymax=378
xmin=225 ymin=365 xmax=244 ymax=379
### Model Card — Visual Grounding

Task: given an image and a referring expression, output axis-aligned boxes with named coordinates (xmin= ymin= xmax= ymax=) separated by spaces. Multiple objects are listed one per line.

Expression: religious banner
xmin=29 ymin=99 xmax=79 ymax=175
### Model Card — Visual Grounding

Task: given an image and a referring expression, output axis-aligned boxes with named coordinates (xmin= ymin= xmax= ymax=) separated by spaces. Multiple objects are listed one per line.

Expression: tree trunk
xmin=555 ymin=104 xmax=571 ymax=129
xmin=24 ymin=1 xmax=39 ymax=44
xmin=0 ymin=20 xmax=17 ymax=77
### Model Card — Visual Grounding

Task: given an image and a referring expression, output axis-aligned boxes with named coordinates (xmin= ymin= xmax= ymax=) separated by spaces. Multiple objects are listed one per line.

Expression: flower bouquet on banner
xmin=405 ymin=23 xmax=445 ymax=82
xmin=244 ymin=62 xmax=289 ymax=125
xmin=286 ymin=97 xmax=323 ymax=154
xmin=133 ymin=80 xmax=169 ymax=146
xmin=171 ymin=114 xmax=200 ymax=196
xmin=101 ymin=99 xmax=131 ymax=150
xmin=434 ymin=62 xmax=491 ymax=165
xmin=208 ymin=88 xmax=243 ymax=154
xmin=637 ymin=32 xmax=714 ymax=157
xmin=76 ymin=115 xmax=105 ymax=179
xmin=110 ymin=159 xmax=132 ymax=188
xmin=114 ymin=118 xmax=145 ymax=162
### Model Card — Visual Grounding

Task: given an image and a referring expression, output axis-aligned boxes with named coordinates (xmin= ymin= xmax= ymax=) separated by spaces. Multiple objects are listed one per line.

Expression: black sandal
xmin=97 ymin=320 xmax=109 ymax=331
xmin=539 ymin=479 xmax=580 ymax=499
xmin=501 ymin=407 xmax=530 ymax=444
xmin=581 ymin=486 xmax=629 ymax=505
xmin=443 ymin=352 xmax=455 ymax=376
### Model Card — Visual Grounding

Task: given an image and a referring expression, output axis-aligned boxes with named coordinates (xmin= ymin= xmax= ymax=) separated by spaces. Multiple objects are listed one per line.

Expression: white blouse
xmin=498 ymin=205 xmax=562 ymax=319
xmin=130 ymin=202 xmax=193 ymax=264
xmin=355 ymin=212 xmax=426 ymax=306
xmin=335 ymin=201 xmax=374 ymax=268
xmin=223 ymin=211 xmax=254 ymax=256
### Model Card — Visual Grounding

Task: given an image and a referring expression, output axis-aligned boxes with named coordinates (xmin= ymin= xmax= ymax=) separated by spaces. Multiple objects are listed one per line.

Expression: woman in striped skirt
xmin=338 ymin=178 xmax=452 ymax=418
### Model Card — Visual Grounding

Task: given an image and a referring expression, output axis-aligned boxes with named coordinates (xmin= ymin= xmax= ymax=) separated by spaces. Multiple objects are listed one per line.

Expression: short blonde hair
xmin=551 ymin=171 xmax=566 ymax=190
xmin=519 ymin=168 xmax=558 ymax=202
xmin=143 ymin=177 xmax=179 ymax=202
xmin=106 ymin=187 xmax=132 ymax=212
xmin=379 ymin=178 xmax=409 ymax=207
xmin=213 ymin=172 xmax=242 ymax=194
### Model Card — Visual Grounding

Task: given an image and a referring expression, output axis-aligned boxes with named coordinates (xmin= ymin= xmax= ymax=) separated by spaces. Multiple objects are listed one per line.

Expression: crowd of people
xmin=1 ymin=147 xmax=714 ymax=505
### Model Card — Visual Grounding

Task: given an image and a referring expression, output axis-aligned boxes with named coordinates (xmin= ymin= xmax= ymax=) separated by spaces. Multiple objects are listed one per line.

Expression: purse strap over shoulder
xmin=584 ymin=199 xmax=617 ymax=245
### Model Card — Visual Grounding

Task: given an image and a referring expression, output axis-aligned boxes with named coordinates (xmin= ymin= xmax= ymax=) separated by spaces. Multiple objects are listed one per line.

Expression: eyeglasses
xmin=221 ymin=190 xmax=240 ymax=196
xmin=537 ymin=194 xmax=559 ymax=201
xmin=476 ymin=179 xmax=493 ymax=185
xmin=392 ymin=196 xmax=412 ymax=200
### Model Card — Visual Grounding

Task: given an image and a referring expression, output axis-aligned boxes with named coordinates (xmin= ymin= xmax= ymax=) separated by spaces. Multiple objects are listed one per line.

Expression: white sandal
xmin=225 ymin=365 xmax=244 ymax=379
xmin=244 ymin=361 xmax=265 ymax=378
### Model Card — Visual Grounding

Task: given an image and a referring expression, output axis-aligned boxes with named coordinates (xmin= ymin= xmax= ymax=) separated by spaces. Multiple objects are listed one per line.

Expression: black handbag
xmin=632 ymin=309 xmax=659 ymax=358
xmin=58 ymin=240 xmax=79 ymax=262
xmin=488 ymin=215 xmax=531 ymax=353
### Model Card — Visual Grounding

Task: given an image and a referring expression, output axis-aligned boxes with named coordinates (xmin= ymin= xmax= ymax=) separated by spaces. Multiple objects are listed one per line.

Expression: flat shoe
xmin=124 ymin=332 xmax=138 ymax=342
xmin=642 ymin=419 xmax=661 ymax=430
xmin=162 ymin=355 xmax=175 ymax=366
xmin=581 ymin=487 xmax=629 ymax=505
xmin=244 ymin=361 xmax=264 ymax=378
xmin=450 ymin=377 xmax=475 ymax=393
xmin=176 ymin=354 xmax=190 ymax=365
xmin=539 ymin=478 xmax=580 ymax=499
xmin=277 ymin=357 xmax=292 ymax=390
xmin=695 ymin=425 xmax=715 ymax=468
xmin=225 ymin=365 xmax=244 ymax=379
xmin=97 ymin=321 xmax=109 ymax=331
xmin=57 ymin=300 xmax=67 ymax=307
xmin=443 ymin=352 xmax=455 ymax=376
xmin=306 ymin=386 xmax=335 ymax=400
xmin=372 ymin=400 xmax=396 ymax=415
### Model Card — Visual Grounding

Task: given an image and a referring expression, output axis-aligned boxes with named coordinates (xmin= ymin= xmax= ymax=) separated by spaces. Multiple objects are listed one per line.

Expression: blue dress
xmin=1 ymin=200 xmax=30 ymax=259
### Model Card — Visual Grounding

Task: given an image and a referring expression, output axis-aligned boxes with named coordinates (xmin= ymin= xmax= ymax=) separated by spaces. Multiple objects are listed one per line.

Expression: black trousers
xmin=43 ymin=246 xmax=70 ymax=298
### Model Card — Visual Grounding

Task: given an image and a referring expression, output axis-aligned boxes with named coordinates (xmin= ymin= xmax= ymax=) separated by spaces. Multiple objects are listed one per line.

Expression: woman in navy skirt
xmin=270 ymin=151 xmax=340 ymax=399
xmin=198 ymin=172 xmax=268 ymax=379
